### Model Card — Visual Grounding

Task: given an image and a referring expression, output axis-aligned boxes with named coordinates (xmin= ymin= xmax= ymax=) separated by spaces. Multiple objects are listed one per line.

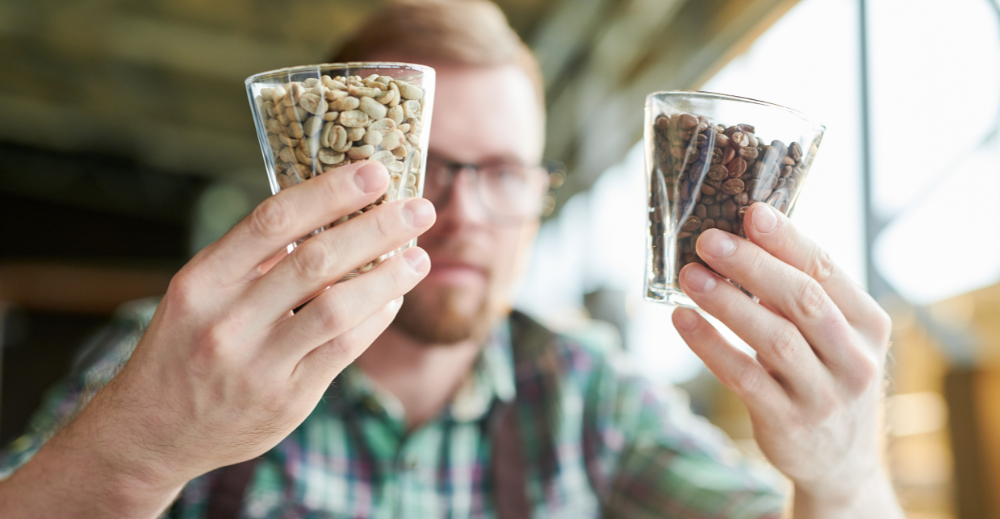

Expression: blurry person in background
xmin=0 ymin=1 xmax=902 ymax=517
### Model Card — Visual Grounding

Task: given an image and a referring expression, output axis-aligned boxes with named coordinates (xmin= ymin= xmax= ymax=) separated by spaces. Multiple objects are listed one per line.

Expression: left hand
xmin=671 ymin=202 xmax=901 ymax=516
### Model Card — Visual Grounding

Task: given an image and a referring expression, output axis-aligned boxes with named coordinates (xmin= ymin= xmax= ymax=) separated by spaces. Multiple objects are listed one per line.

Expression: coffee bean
xmin=700 ymin=218 xmax=716 ymax=233
xmin=647 ymin=109 xmax=815 ymax=301
xmin=707 ymin=164 xmax=729 ymax=180
xmin=730 ymin=157 xmax=748 ymax=176
xmin=722 ymin=178 xmax=745 ymax=195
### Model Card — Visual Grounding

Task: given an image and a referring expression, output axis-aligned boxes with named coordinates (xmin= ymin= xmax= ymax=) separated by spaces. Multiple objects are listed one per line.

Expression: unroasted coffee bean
xmin=256 ymin=73 xmax=429 ymax=276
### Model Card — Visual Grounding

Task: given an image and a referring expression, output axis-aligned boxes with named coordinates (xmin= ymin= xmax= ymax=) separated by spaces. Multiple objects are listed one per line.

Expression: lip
xmin=424 ymin=258 xmax=488 ymax=283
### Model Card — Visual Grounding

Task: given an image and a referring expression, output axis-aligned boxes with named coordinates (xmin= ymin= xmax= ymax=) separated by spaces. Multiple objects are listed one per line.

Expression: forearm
xmin=0 ymin=400 xmax=185 ymax=518
xmin=791 ymin=470 xmax=904 ymax=519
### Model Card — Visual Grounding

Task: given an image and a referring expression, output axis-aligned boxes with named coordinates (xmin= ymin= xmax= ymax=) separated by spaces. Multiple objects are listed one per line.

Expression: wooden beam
xmin=0 ymin=263 xmax=173 ymax=315
xmin=545 ymin=0 xmax=802 ymax=215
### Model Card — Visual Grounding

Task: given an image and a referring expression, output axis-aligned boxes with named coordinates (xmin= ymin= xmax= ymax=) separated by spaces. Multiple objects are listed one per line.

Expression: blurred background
xmin=0 ymin=0 xmax=998 ymax=517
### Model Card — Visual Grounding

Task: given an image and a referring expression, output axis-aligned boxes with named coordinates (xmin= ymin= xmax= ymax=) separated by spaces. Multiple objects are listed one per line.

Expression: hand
xmin=4 ymin=161 xmax=436 ymax=516
xmin=671 ymin=203 xmax=902 ymax=518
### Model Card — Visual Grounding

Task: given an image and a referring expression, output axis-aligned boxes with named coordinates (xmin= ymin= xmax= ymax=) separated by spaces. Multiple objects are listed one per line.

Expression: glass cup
xmin=644 ymin=91 xmax=825 ymax=308
xmin=246 ymin=62 xmax=435 ymax=278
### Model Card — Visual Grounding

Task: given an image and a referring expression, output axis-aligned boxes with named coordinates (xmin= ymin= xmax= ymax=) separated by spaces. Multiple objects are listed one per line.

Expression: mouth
xmin=423 ymin=258 xmax=488 ymax=285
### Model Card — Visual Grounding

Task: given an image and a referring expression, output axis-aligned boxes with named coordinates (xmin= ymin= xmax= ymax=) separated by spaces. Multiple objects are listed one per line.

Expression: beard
xmin=392 ymin=283 xmax=496 ymax=345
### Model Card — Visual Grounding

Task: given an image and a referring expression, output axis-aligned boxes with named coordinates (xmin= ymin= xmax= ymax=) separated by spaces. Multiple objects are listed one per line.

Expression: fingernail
xmin=673 ymin=308 xmax=699 ymax=331
xmin=389 ymin=296 xmax=404 ymax=310
xmin=402 ymin=247 xmax=430 ymax=274
xmin=752 ymin=203 xmax=779 ymax=234
xmin=354 ymin=162 xmax=388 ymax=193
xmin=403 ymin=198 xmax=436 ymax=227
xmin=683 ymin=265 xmax=717 ymax=293
xmin=699 ymin=230 xmax=736 ymax=258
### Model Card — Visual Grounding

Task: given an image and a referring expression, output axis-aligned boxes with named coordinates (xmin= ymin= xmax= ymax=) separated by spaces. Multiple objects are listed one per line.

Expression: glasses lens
xmin=478 ymin=165 xmax=545 ymax=218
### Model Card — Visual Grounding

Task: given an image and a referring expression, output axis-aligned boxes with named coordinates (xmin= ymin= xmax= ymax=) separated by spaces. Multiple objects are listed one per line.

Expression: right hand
xmin=69 ymin=161 xmax=435 ymax=491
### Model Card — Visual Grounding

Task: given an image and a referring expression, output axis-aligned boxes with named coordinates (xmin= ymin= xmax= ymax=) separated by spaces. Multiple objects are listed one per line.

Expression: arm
xmin=0 ymin=161 xmax=436 ymax=518
xmin=672 ymin=202 xmax=903 ymax=519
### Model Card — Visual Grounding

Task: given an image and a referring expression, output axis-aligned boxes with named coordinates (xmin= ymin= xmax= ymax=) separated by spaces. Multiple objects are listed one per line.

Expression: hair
xmin=329 ymin=0 xmax=544 ymax=109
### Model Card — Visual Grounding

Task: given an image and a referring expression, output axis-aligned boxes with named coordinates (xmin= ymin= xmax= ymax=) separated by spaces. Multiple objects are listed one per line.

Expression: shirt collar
xmin=326 ymin=317 xmax=516 ymax=424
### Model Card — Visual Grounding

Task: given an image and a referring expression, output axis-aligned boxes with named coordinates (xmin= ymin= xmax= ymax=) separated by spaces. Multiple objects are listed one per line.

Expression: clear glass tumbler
xmin=644 ymin=91 xmax=825 ymax=308
xmin=246 ymin=62 xmax=435 ymax=277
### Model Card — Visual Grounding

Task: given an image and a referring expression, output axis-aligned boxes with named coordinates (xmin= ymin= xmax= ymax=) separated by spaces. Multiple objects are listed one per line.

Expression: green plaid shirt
xmin=0 ymin=300 xmax=786 ymax=518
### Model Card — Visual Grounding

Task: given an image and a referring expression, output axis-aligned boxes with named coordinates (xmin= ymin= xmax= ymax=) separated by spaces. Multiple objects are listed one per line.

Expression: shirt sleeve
xmin=0 ymin=299 xmax=157 ymax=479
xmin=589 ymin=350 xmax=788 ymax=519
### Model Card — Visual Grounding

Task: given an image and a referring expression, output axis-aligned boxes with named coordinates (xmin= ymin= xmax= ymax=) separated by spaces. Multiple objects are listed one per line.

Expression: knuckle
xmin=767 ymin=324 xmax=800 ymax=364
xmin=732 ymin=360 xmax=765 ymax=394
xmin=248 ymin=197 xmax=295 ymax=240
xmin=794 ymin=278 xmax=828 ymax=320
xmin=811 ymin=247 xmax=835 ymax=282
xmin=292 ymin=240 xmax=334 ymax=280
xmin=317 ymin=297 xmax=349 ymax=334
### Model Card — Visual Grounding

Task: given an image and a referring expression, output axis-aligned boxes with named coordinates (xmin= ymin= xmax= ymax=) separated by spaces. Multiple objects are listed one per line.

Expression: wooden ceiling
xmin=0 ymin=0 xmax=799 ymax=209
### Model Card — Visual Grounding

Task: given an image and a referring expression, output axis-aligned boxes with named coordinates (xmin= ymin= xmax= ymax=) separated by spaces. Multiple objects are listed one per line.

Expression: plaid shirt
xmin=0 ymin=299 xmax=786 ymax=518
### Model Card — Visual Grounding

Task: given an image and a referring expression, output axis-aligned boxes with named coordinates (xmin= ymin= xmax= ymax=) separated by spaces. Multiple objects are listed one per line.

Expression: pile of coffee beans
xmin=648 ymin=112 xmax=817 ymax=290
xmin=254 ymin=73 xmax=426 ymax=273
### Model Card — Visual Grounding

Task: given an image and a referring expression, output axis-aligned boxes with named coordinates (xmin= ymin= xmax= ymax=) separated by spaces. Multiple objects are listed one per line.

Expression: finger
xmin=672 ymin=307 xmax=790 ymax=412
xmin=197 ymin=161 xmax=390 ymax=287
xmin=695 ymin=228 xmax=858 ymax=372
xmin=245 ymin=198 xmax=436 ymax=319
xmin=291 ymin=295 xmax=403 ymax=394
xmin=742 ymin=203 xmax=889 ymax=336
xmin=268 ymin=246 xmax=431 ymax=372
xmin=679 ymin=263 xmax=825 ymax=400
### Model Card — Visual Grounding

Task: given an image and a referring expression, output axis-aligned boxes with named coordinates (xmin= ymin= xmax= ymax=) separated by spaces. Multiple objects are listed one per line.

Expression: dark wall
xmin=0 ymin=141 xmax=206 ymax=446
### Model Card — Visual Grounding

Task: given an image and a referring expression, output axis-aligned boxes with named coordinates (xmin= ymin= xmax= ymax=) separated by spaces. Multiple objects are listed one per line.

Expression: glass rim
xmin=245 ymin=62 xmax=436 ymax=86
xmin=646 ymin=90 xmax=826 ymax=132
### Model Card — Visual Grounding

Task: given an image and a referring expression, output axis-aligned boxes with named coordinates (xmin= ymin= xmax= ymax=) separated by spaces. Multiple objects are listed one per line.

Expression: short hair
xmin=329 ymin=0 xmax=544 ymax=109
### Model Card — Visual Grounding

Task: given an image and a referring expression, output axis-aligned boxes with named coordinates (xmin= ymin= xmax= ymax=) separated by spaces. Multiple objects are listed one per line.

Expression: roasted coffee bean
xmin=722 ymin=178 xmax=745 ymax=195
xmin=647 ymin=109 xmax=815 ymax=299
xmin=707 ymin=164 xmax=729 ymax=180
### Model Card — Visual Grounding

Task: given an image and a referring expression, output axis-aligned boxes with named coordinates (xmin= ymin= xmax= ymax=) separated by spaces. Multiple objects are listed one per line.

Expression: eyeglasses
xmin=422 ymin=153 xmax=557 ymax=222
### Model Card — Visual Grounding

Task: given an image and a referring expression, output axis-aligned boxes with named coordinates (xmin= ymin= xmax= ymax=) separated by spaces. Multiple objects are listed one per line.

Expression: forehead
xmin=427 ymin=64 xmax=544 ymax=165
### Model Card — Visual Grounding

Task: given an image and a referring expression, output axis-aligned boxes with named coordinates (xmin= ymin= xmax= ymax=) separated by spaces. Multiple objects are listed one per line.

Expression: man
xmin=0 ymin=0 xmax=903 ymax=517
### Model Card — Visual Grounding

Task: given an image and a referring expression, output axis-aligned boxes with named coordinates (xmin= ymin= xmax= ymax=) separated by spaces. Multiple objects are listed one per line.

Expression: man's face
xmin=392 ymin=63 xmax=545 ymax=344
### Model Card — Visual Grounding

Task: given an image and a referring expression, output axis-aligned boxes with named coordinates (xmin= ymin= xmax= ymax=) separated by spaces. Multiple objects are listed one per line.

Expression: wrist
xmin=1 ymin=419 xmax=185 ymax=518
xmin=792 ymin=469 xmax=903 ymax=519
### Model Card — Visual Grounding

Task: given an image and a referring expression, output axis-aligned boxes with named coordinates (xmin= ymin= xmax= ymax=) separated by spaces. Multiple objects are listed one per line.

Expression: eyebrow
xmin=427 ymin=149 xmax=528 ymax=167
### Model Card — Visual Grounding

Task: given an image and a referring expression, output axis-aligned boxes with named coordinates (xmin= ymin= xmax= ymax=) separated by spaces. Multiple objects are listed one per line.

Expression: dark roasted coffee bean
xmin=731 ymin=131 xmax=751 ymax=147
xmin=682 ymin=216 xmax=702 ymax=232
xmin=729 ymin=157 xmax=748 ymax=177
xmin=717 ymin=219 xmax=732 ymax=233
xmin=707 ymin=164 xmax=728 ymax=180
xmin=679 ymin=129 xmax=694 ymax=141
xmin=715 ymin=133 xmax=730 ymax=148
xmin=696 ymin=134 xmax=709 ymax=147
xmin=738 ymin=147 xmax=759 ymax=160
xmin=739 ymin=123 xmax=755 ymax=133
xmin=701 ymin=183 xmax=717 ymax=196
xmin=695 ymin=204 xmax=707 ymax=219
xmin=710 ymin=146 xmax=724 ymax=164
xmin=700 ymin=218 xmax=716 ymax=233
xmin=679 ymin=113 xmax=698 ymax=130
xmin=656 ymin=115 xmax=670 ymax=130
xmin=722 ymin=199 xmax=738 ymax=220
xmin=707 ymin=204 xmax=721 ymax=219
xmin=722 ymin=178 xmax=745 ymax=195
xmin=789 ymin=141 xmax=803 ymax=161
xmin=780 ymin=164 xmax=793 ymax=178
xmin=735 ymin=192 xmax=749 ymax=206
xmin=722 ymin=146 xmax=736 ymax=165
xmin=678 ymin=231 xmax=693 ymax=240
xmin=738 ymin=205 xmax=750 ymax=220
